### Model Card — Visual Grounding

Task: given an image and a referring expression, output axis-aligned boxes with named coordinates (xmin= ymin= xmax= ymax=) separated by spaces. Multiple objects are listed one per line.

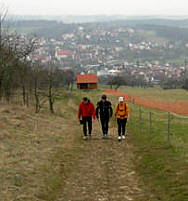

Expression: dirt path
xmin=56 ymin=121 xmax=144 ymax=201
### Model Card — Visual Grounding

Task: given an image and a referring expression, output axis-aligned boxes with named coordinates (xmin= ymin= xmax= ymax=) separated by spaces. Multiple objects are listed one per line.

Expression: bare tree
xmin=62 ymin=70 xmax=75 ymax=90
xmin=0 ymin=5 xmax=8 ymax=101
xmin=0 ymin=4 xmax=8 ymax=50
xmin=48 ymin=66 xmax=55 ymax=114
xmin=0 ymin=5 xmax=38 ymax=104
xmin=31 ymin=63 xmax=48 ymax=113
xmin=107 ymin=75 xmax=126 ymax=90
xmin=12 ymin=34 xmax=38 ymax=105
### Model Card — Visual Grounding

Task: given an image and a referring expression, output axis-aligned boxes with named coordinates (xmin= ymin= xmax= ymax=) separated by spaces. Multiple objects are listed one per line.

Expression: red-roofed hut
xmin=77 ymin=74 xmax=98 ymax=90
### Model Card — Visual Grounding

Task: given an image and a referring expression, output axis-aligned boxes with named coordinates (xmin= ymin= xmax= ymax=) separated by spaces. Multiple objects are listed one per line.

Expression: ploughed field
xmin=105 ymin=87 xmax=188 ymax=115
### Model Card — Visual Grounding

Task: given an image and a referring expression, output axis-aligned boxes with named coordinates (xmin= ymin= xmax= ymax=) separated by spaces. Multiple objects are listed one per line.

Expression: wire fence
xmin=105 ymin=89 xmax=188 ymax=148
xmin=105 ymin=89 xmax=188 ymax=115
xmin=127 ymin=102 xmax=188 ymax=148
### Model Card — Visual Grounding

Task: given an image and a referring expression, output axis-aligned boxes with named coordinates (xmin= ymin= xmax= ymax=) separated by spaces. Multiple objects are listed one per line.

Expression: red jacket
xmin=78 ymin=101 xmax=96 ymax=120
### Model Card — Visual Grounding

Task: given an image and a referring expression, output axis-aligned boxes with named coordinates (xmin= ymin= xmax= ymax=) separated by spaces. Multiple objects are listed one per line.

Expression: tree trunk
xmin=34 ymin=79 xmax=40 ymax=113
xmin=26 ymin=92 xmax=29 ymax=108
xmin=4 ymin=85 xmax=11 ymax=103
xmin=49 ymin=78 xmax=54 ymax=114
xmin=71 ymin=83 xmax=73 ymax=91
xmin=0 ymin=79 xmax=3 ymax=102
xmin=22 ymin=84 xmax=26 ymax=106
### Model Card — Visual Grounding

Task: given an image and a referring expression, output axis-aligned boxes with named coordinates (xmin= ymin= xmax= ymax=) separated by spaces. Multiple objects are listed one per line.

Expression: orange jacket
xmin=115 ymin=102 xmax=129 ymax=119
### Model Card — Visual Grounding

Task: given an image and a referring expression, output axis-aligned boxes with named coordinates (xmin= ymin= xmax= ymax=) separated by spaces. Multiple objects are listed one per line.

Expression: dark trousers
xmin=100 ymin=117 xmax=109 ymax=135
xmin=83 ymin=117 xmax=92 ymax=136
xmin=117 ymin=118 xmax=127 ymax=136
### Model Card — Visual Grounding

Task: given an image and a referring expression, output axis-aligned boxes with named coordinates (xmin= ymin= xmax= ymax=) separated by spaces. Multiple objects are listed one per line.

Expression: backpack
xmin=117 ymin=103 xmax=127 ymax=118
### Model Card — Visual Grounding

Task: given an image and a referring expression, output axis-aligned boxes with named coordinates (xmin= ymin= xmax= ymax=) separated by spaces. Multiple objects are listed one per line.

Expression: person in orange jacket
xmin=115 ymin=97 xmax=129 ymax=141
xmin=78 ymin=97 xmax=96 ymax=140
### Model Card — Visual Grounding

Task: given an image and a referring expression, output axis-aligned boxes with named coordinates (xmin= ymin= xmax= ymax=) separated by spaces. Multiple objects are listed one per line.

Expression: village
xmin=13 ymin=24 xmax=188 ymax=86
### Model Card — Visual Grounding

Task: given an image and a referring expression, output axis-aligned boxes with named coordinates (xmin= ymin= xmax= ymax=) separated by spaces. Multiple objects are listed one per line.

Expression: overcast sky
xmin=3 ymin=0 xmax=188 ymax=16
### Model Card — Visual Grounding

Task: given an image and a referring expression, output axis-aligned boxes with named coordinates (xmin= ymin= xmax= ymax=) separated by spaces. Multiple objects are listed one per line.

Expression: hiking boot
xmin=122 ymin=135 xmax=126 ymax=140
xmin=118 ymin=136 xmax=122 ymax=141
xmin=83 ymin=136 xmax=87 ymax=140
xmin=105 ymin=134 xmax=109 ymax=139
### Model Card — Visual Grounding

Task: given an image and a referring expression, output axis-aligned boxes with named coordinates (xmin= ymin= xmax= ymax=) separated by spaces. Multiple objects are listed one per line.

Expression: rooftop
xmin=77 ymin=74 xmax=98 ymax=84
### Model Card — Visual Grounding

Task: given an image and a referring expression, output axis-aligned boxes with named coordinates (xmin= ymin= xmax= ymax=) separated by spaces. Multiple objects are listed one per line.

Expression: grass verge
xmin=128 ymin=103 xmax=188 ymax=201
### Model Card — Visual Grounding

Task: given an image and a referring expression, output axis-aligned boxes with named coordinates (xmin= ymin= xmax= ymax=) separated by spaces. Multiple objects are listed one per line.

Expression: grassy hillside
xmin=0 ymin=90 xmax=83 ymax=200
xmin=1 ymin=87 xmax=145 ymax=201
xmin=117 ymin=86 xmax=188 ymax=201
xmin=0 ymin=86 xmax=188 ymax=201
xmin=128 ymin=103 xmax=188 ymax=201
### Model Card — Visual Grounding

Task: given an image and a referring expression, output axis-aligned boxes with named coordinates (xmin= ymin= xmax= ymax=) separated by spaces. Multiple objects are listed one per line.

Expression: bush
xmin=183 ymin=79 xmax=188 ymax=90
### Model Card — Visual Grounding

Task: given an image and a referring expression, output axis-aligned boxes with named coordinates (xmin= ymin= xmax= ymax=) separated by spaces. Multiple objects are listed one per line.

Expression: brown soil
xmin=104 ymin=89 xmax=188 ymax=115
xmin=57 ymin=121 xmax=145 ymax=201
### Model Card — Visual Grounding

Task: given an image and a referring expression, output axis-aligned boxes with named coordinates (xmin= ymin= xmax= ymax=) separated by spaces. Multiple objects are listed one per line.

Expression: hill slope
xmin=0 ymin=91 xmax=146 ymax=201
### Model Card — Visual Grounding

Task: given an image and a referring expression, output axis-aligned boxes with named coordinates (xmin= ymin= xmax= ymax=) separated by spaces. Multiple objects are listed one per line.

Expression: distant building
xmin=108 ymin=69 xmax=121 ymax=76
xmin=77 ymin=74 xmax=98 ymax=90
xmin=97 ymin=70 xmax=109 ymax=77
xmin=59 ymin=67 xmax=71 ymax=72
xmin=31 ymin=55 xmax=51 ymax=63
xmin=55 ymin=50 xmax=75 ymax=61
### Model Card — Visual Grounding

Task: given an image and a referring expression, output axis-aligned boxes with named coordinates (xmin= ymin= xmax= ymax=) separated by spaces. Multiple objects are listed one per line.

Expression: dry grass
xmin=0 ymin=89 xmax=148 ymax=201
xmin=0 ymin=97 xmax=82 ymax=201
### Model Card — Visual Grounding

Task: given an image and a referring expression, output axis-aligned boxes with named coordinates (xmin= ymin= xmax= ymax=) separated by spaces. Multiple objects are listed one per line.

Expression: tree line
xmin=99 ymin=72 xmax=188 ymax=90
xmin=0 ymin=12 xmax=75 ymax=113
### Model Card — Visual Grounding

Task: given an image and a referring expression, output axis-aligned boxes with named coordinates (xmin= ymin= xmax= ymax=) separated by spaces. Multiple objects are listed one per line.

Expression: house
xmin=31 ymin=55 xmax=51 ymax=63
xmin=97 ymin=70 xmax=109 ymax=77
xmin=108 ymin=69 xmax=121 ymax=76
xmin=77 ymin=74 xmax=98 ymax=90
xmin=55 ymin=50 xmax=75 ymax=61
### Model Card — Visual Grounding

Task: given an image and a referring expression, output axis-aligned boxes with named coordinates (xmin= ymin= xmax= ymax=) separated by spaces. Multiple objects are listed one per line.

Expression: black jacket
xmin=96 ymin=100 xmax=113 ymax=119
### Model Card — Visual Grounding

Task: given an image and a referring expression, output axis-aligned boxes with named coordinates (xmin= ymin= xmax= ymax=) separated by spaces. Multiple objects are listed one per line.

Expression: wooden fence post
xmin=167 ymin=112 xmax=171 ymax=147
xmin=139 ymin=106 xmax=142 ymax=134
xmin=149 ymin=111 xmax=152 ymax=136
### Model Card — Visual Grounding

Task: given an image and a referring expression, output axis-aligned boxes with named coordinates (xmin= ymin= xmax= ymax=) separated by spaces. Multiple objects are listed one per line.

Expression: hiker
xmin=78 ymin=97 xmax=96 ymax=140
xmin=96 ymin=95 xmax=113 ymax=138
xmin=115 ymin=97 xmax=129 ymax=141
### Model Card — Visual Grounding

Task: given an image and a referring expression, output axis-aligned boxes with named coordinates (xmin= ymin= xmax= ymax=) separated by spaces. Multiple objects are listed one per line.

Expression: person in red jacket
xmin=78 ymin=97 xmax=96 ymax=140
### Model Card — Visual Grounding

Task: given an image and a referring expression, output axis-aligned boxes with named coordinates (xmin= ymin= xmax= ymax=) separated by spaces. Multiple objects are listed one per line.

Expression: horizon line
xmin=8 ymin=14 xmax=188 ymax=17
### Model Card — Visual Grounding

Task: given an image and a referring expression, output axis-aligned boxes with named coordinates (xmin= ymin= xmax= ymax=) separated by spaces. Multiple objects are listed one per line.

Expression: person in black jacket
xmin=96 ymin=95 xmax=113 ymax=138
